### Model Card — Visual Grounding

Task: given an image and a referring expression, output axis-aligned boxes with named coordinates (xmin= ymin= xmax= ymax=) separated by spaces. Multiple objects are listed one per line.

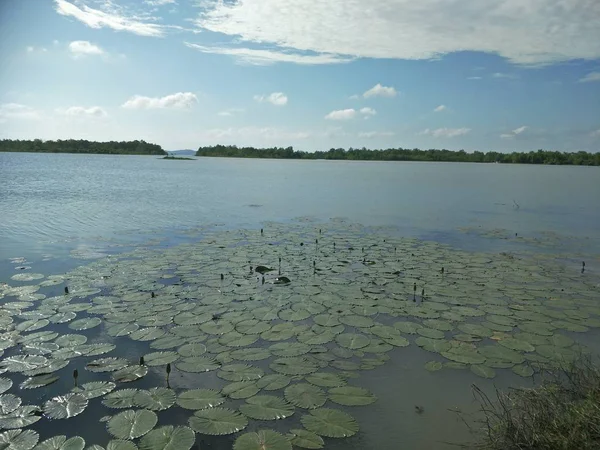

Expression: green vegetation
xmin=163 ymin=155 xmax=195 ymax=160
xmin=0 ymin=139 xmax=165 ymax=155
xmin=196 ymin=145 xmax=600 ymax=165
xmin=473 ymin=357 xmax=600 ymax=450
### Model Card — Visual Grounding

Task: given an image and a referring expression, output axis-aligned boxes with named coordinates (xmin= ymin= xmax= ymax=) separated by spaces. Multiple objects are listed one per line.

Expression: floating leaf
xmin=134 ymin=388 xmax=176 ymax=411
xmin=20 ymin=374 xmax=59 ymax=390
xmin=470 ymin=365 xmax=496 ymax=379
xmin=106 ymin=441 xmax=136 ymax=450
xmin=188 ymin=408 xmax=248 ymax=435
xmin=177 ymin=343 xmax=206 ymax=358
xmin=107 ymin=409 xmax=157 ymax=440
xmin=68 ymin=318 xmax=101 ymax=331
xmin=0 ymin=355 xmax=48 ymax=373
xmin=112 ymin=366 xmax=148 ymax=383
xmin=512 ymin=364 xmax=534 ymax=377
xmin=0 ymin=429 xmax=39 ymax=450
xmin=328 ymin=386 xmax=376 ymax=406
xmin=229 ymin=348 xmax=271 ymax=362
xmin=0 ymin=406 xmax=41 ymax=429
xmin=175 ymin=357 xmax=219 ymax=373
xmin=233 ymin=430 xmax=291 ymax=450
xmin=143 ymin=352 xmax=179 ymax=367
xmin=43 ymin=394 xmax=88 ymax=419
xmin=256 ymin=374 xmax=291 ymax=391
xmin=139 ymin=426 xmax=195 ymax=450
xmin=176 ymin=389 xmax=224 ymax=410
xmin=306 ymin=373 xmax=347 ymax=388
xmin=287 ymin=429 xmax=324 ymax=449
xmin=284 ymin=384 xmax=326 ymax=409
xmin=0 ymin=394 xmax=21 ymax=415
xmin=0 ymin=378 xmax=13 ymax=394
xmin=498 ymin=338 xmax=535 ymax=352
xmin=222 ymin=382 xmax=260 ymax=399
xmin=217 ymin=364 xmax=264 ymax=382
xmin=239 ymin=395 xmax=295 ymax=420
xmin=77 ymin=381 xmax=116 ymax=399
xmin=270 ymin=358 xmax=318 ymax=376
xmin=102 ymin=389 xmax=139 ymax=409
xmin=34 ymin=436 xmax=85 ymax=450
xmin=107 ymin=323 xmax=139 ymax=338
xmin=424 ymin=361 xmax=443 ymax=372
xmin=301 ymin=408 xmax=359 ymax=438
xmin=335 ymin=333 xmax=370 ymax=350
xmin=86 ymin=358 xmax=128 ymax=373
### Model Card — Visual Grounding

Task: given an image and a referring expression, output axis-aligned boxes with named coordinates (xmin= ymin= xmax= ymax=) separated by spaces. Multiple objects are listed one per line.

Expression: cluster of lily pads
xmin=1 ymin=221 xmax=599 ymax=450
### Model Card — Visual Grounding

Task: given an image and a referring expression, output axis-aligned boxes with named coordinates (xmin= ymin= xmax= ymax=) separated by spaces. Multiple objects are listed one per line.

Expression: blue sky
xmin=1 ymin=0 xmax=599 ymax=152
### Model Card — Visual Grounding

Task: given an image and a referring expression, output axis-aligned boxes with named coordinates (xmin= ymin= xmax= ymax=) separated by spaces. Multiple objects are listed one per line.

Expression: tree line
xmin=0 ymin=139 xmax=165 ymax=155
xmin=196 ymin=145 xmax=600 ymax=165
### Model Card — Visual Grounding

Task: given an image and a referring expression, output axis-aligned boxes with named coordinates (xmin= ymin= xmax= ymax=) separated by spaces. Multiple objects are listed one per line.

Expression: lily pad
xmin=498 ymin=338 xmax=535 ymax=352
xmin=76 ymin=381 xmax=116 ymax=399
xmin=256 ymin=374 xmax=291 ymax=391
xmin=328 ymin=386 xmax=376 ymax=406
xmin=512 ymin=364 xmax=534 ymax=377
xmin=335 ymin=333 xmax=370 ymax=350
xmin=470 ymin=365 xmax=496 ymax=379
xmin=134 ymin=388 xmax=176 ymax=411
xmin=176 ymin=357 xmax=220 ymax=373
xmin=301 ymin=408 xmax=359 ymax=438
xmin=86 ymin=358 xmax=128 ymax=373
xmin=102 ymin=389 xmax=139 ymax=409
xmin=188 ymin=408 xmax=248 ymax=435
xmin=107 ymin=409 xmax=157 ymax=440
xmin=217 ymin=364 xmax=264 ymax=382
xmin=284 ymin=384 xmax=327 ymax=409
xmin=424 ymin=361 xmax=443 ymax=372
xmin=221 ymin=382 xmax=260 ymax=399
xmin=43 ymin=394 xmax=88 ymax=419
xmin=233 ymin=430 xmax=291 ymax=450
xmin=287 ymin=429 xmax=324 ymax=449
xmin=0 ymin=394 xmax=21 ymax=415
xmin=34 ymin=436 xmax=85 ymax=450
xmin=0 ymin=378 xmax=13 ymax=394
xmin=143 ymin=352 xmax=179 ymax=367
xmin=112 ymin=366 xmax=148 ymax=383
xmin=306 ymin=372 xmax=347 ymax=388
xmin=270 ymin=358 xmax=318 ymax=376
xmin=0 ymin=406 xmax=41 ymax=429
xmin=176 ymin=389 xmax=224 ymax=410
xmin=68 ymin=317 xmax=101 ymax=331
xmin=0 ymin=429 xmax=39 ymax=450
xmin=239 ymin=395 xmax=295 ymax=420
xmin=139 ymin=426 xmax=195 ymax=450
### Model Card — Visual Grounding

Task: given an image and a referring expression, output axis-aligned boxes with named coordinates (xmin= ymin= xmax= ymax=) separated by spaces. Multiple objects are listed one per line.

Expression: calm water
xmin=1 ymin=152 xmax=600 ymax=450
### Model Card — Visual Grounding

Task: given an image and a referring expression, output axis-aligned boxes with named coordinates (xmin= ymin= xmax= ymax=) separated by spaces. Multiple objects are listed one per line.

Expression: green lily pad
xmin=188 ymin=408 xmax=248 ymax=435
xmin=68 ymin=317 xmax=101 ymax=331
xmin=107 ymin=409 xmax=157 ymax=440
xmin=305 ymin=372 xmax=347 ymax=388
xmin=239 ymin=395 xmax=295 ymax=420
xmin=134 ymin=388 xmax=176 ymax=411
xmin=424 ymin=361 xmax=443 ymax=372
xmin=0 ymin=378 xmax=13 ymax=394
xmin=86 ymin=358 xmax=129 ymax=373
xmin=217 ymin=364 xmax=264 ymax=382
xmin=284 ymin=384 xmax=327 ymax=409
xmin=176 ymin=389 xmax=224 ymax=410
xmin=176 ymin=357 xmax=220 ymax=373
xmin=270 ymin=358 xmax=319 ymax=376
xmin=470 ymin=365 xmax=496 ymax=379
xmin=143 ymin=352 xmax=179 ymax=367
xmin=301 ymin=408 xmax=359 ymax=438
xmin=43 ymin=394 xmax=88 ymax=419
xmin=139 ymin=426 xmax=195 ymax=450
xmin=222 ymin=381 xmax=260 ymax=399
xmin=328 ymin=386 xmax=376 ymax=406
xmin=498 ymin=338 xmax=535 ymax=352
xmin=512 ymin=364 xmax=534 ymax=377
xmin=102 ymin=389 xmax=140 ymax=409
xmin=0 ymin=406 xmax=41 ymax=429
xmin=177 ymin=343 xmax=207 ymax=357
xmin=287 ymin=429 xmax=324 ymax=449
xmin=233 ymin=430 xmax=291 ymax=450
xmin=335 ymin=333 xmax=370 ymax=350
xmin=34 ymin=436 xmax=85 ymax=450
xmin=0 ymin=394 xmax=21 ymax=415
xmin=416 ymin=328 xmax=445 ymax=339
xmin=256 ymin=374 xmax=291 ymax=391
xmin=76 ymin=381 xmax=116 ymax=399
xmin=0 ymin=429 xmax=39 ymax=450
xmin=20 ymin=373 xmax=59 ymax=390
xmin=112 ymin=366 xmax=148 ymax=383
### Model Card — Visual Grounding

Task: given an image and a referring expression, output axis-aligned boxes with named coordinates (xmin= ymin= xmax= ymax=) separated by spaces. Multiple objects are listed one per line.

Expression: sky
xmin=0 ymin=0 xmax=599 ymax=152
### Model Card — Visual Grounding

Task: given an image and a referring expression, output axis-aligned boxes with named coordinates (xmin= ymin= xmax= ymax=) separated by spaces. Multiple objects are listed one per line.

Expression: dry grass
xmin=469 ymin=356 xmax=600 ymax=450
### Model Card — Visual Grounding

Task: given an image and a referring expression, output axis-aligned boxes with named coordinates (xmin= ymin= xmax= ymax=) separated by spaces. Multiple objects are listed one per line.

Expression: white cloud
xmin=492 ymin=72 xmax=518 ymax=79
xmin=467 ymin=76 xmax=482 ymax=80
xmin=434 ymin=104 xmax=446 ymax=112
xmin=358 ymin=131 xmax=395 ymax=138
xmin=145 ymin=0 xmax=177 ymax=5
xmin=26 ymin=46 xmax=34 ymax=53
xmin=55 ymin=0 xmax=165 ymax=37
xmin=198 ymin=127 xmax=311 ymax=141
xmin=578 ymin=72 xmax=600 ymax=83
xmin=325 ymin=109 xmax=356 ymax=120
xmin=0 ymin=103 xmax=42 ymax=122
xmin=253 ymin=92 xmax=288 ymax=106
xmin=420 ymin=127 xmax=471 ymax=138
xmin=363 ymin=84 xmax=397 ymax=98
xmin=184 ymin=42 xmax=352 ymax=65
xmin=590 ymin=129 xmax=600 ymax=138
xmin=58 ymin=106 xmax=108 ymax=118
xmin=122 ymin=92 xmax=198 ymax=110
xmin=218 ymin=108 xmax=244 ymax=117
xmin=194 ymin=0 xmax=600 ymax=65
xmin=69 ymin=40 xmax=104 ymax=57
xmin=500 ymin=125 xmax=528 ymax=139
xmin=348 ymin=94 xmax=360 ymax=100
xmin=53 ymin=40 xmax=60 ymax=46
xmin=359 ymin=107 xmax=376 ymax=116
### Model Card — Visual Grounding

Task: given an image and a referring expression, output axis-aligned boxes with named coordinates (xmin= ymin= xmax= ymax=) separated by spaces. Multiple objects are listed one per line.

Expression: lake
xmin=1 ymin=152 xmax=599 ymax=450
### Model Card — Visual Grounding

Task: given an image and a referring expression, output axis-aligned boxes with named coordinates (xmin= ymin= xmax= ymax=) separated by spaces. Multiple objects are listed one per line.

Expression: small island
xmin=0 ymin=139 xmax=165 ymax=155
xmin=196 ymin=145 xmax=600 ymax=166
xmin=162 ymin=154 xmax=196 ymax=160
